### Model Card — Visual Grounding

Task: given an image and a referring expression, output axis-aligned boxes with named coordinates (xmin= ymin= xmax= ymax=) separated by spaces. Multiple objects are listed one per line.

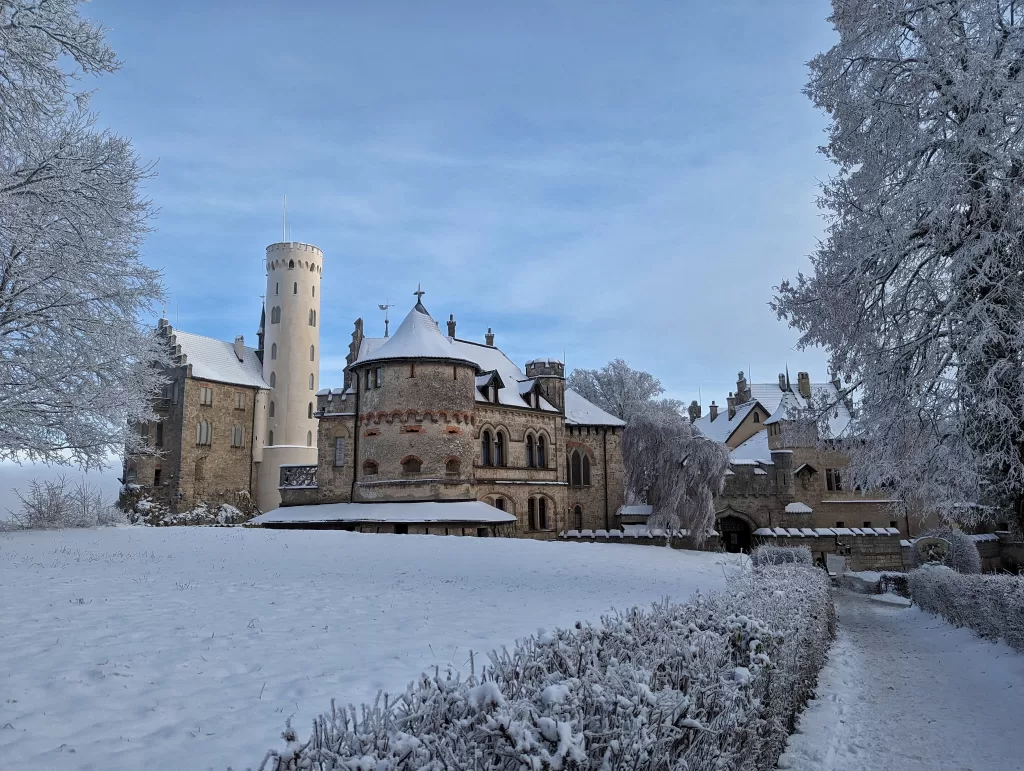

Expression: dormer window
xmin=489 ymin=383 xmax=498 ymax=403
xmin=753 ymin=412 xmax=760 ymax=423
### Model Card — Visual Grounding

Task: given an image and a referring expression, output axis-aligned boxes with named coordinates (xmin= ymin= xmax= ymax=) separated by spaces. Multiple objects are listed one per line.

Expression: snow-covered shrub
xmin=120 ymin=489 xmax=256 ymax=527
xmin=750 ymin=544 xmax=812 ymax=568
xmin=913 ymin=528 xmax=982 ymax=574
xmin=909 ymin=565 xmax=1024 ymax=652
xmin=5 ymin=477 xmax=111 ymax=529
xmin=255 ymin=564 xmax=835 ymax=771
xmin=878 ymin=573 xmax=909 ymax=597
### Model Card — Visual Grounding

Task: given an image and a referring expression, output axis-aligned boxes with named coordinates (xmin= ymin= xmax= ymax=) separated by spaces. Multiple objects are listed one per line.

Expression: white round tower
xmin=257 ymin=241 xmax=322 ymax=510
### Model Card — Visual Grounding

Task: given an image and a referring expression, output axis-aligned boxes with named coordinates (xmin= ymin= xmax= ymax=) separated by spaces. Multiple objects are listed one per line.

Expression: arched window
xmin=271 ymin=307 xmax=281 ymax=324
xmin=309 ymin=344 xmax=315 ymax=361
xmin=306 ymin=430 xmax=312 ymax=447
xmin=582 ymin=454 xmax=591 ymax=486
xmin=308 ymin=402 xmax=313 ymax=419
xmin=538 ymin=497 xmax=548 ymax=529
xmin=269 ymin=400 xmax=275 ymax=418
xmin=574 ymin=504 xmax=583 ymax=530
xmin=526 ymin=434 xmax=536 ymax=468
xmin=494 ymin=431 xmax=506 ymax=467
xmin=753 ymin=412 xmax=760 ymax=423
xmin=528 ymin=498 xmax=536 ymax=530
xmin=402 ymin=456 xmax=422 ymax=473
xmin=292 ymin=282 xmax=297 ymax=294
xmin=310 ymin=263 xmax=315 ymax=272
xmin=269 ymin=372 xmax=276 ymax=388
xmin=271 ymin=342 xmax=277 ymax=360
xmin=537 ymin=435 xmax=547 ymax=468
xmin=288 ymin=259 xmax=295 ymax=269
xmin=570 ymin=450 xmax=582 ymax=487
xmin=275 ymin=282 xmax=279 ymax=295
xmin=309 ymin=373 xmax=314 ymax=390
xmin=308 ymin=309 xmax=316 ymax=327
xmin=268 ymin=430 xmax=274 ymax=446
xmin=362 ymin=460 xmax=378 ymax=476
xmin=481 ymin=430 xmax=493 ymax=466
xmin=446 ymin=457 xmax=460 ymax=474
xmin=196 ymin=420 xmax=211 ymax=446
xmin=312 ymin=285 xmax=316 ymax=297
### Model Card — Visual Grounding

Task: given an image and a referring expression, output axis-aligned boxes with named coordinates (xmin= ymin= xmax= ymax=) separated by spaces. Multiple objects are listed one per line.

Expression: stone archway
xmin=716 ymin=509 xmax=757 ymax=553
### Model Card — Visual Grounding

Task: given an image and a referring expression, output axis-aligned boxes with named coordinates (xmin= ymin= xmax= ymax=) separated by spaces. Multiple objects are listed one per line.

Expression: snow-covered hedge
xmin=750 ymin=545 xmax=812 ymax=568
xmin=909 ymin=565 xmax=1024 ymax=652
xmin=255 ymin=565 xmax=835 ymax=771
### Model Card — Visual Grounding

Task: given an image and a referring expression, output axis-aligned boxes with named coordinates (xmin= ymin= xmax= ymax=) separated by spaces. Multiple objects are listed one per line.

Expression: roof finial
xmin=378 ymin=299 xmax=394 ymax=337
xmin=414 ymin=283 xmax=425 ymax=303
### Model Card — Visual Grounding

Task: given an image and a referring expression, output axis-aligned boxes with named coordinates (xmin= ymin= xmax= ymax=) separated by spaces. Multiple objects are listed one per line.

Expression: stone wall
xmin=559 ymin=530 xmax=720 ymax=551
xmin=565 ymin=424 xmax=623 ymax=532
xmin=755 ymin=533 xmax=906 ymax=572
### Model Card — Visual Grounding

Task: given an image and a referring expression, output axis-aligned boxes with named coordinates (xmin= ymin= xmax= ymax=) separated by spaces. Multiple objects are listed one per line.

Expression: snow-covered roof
xmin=785 ymin=502 xmax=813 ymax=514
xmin=692 ymin=399 xmax=765 ymax=444
xmin=352 ymin=303 xmax=478 ymax=368
xmin=251 ymin=501 xmax=517 ymax=525
xmin=750 ymin=380 xmax=852 ymax=437
xmin=166 ymin=328 xmax=268 ymax=389
xmin=755 ymin=526 xmax=901 ymax=537
xmin=729 ymin=431 xmax=774 ymax=465
xmin=616 ymin=504 xmax=653 ymax=517
xmin=564 ymin=388 xmax=626 ymax=426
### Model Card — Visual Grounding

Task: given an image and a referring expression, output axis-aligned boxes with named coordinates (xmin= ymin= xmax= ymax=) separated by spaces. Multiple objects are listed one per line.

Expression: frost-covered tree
xmin=774 ymin=0 xmax=1024 ymax=532
xmin=0 ymin=0 xmax=166 ymax=467
xmin=567 ymin=358 xmax=685 ymax=423
xmin=621 ymin=415 xmax=730 ymax=543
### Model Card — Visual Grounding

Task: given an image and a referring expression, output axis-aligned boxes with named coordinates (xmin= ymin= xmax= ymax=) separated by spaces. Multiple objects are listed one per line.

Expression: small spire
xmin=413 ymin=283 xmax=428 ymax=314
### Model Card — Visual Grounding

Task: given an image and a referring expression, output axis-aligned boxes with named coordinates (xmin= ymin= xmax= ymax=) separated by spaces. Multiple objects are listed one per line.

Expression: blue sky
xmin=3 ymin=0 xmax=839 ymax=500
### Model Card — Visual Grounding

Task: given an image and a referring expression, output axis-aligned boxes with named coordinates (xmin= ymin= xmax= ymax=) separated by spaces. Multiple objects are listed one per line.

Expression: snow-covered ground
xmin=0 ymin=527 xmax=738 ymax=770
xmin=780 ymin=591 xmax=1024 ymax=771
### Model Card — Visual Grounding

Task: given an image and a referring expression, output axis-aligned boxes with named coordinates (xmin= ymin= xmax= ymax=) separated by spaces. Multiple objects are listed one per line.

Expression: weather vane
xmin=378 ymin=299 xmax=395 ymax=337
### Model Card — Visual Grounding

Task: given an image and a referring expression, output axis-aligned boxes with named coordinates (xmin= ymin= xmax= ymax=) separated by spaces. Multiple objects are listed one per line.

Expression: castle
xmin=124 ymin=240 xmax=628 ymax=536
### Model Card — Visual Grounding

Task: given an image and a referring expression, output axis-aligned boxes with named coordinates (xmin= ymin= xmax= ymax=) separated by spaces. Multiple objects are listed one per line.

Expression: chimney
xmin=233 ymin=335 xmax=245 ymax=362
xmin=485 ymin=327 xmax=495 ymax=347
xmin=709 ymin=401 xmax=719 ymax=421
xmin=736 ymin=371 xmax=750 ymax=404
xmin=778 ymin=373 xmax=787 ymax=391
xmin=727 ymin=392 xmax=736 ymax=419
xmin=797 ymin=371 xmax=811 ymax=398
xmin=687 ymin=400 xmax=702 ymax=422
xmin=447 ymin=314 xmax=457 ymax=337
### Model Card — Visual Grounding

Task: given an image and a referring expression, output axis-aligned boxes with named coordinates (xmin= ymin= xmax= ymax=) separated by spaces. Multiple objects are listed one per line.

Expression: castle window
xmin=891 ymin=520 xmax=899 ymax=529
xmin=312 ymin=285 xmax=315 ymax=297
xmin=268 ymin=430 xmax=274 ymax=446
xmin=445 ymin=457 xmax=460 ymax=474
xmin=365 ymin=369 xmax=372 ymax=390
xmin=538 ymin=497 xmax=548 ymax=529
xmin=573 ymin=504 xmax=583 ymax=530
xmin=231 ymin=424 xmax=245 ymax=448
xmin=568 ymin=449 xmax=591 ymax=487
xmin=196 ymin=420 xmax=211 ymax=446
xmin=235 ymin=392 xmax=245 ymax=410
xmin=481 ymin=430 xmax=493 ymax=466
xmin=489 ymin=383 xmax=498 ymax=403
xmin=826 ymin=468 xmax=843 ymax=492
xmin=153 ymin=467 xmax=162 ymax=486
xmin=582 ymin=454 xmax=591 ymax=486
xmin=494 ymin=431 xmax=506 ymax=467
xmin=293 ymin=282 xmax=298 ymax=294
xmin=200 ymin=386 xmax=213 ymax=406
xmin=334 ymin=437 xmax=346 ymax=466
xmin=306 ymin=430 xmax=313 ymax=447
xmin=308 ymin=402 xmax=313 ymax=419
xmin=453 ymin=365 xmax=458 ymax=381
xmin=863 ymin=521 xmax=872 ymax=529
xmin=494 ymin=497 xmax=505 ymax=511
xmin=526 ymin=434 xmax=536 ymax=468
xmin=269 ymin=400 xmax=275 ymax=418
xmin=753 ymin=412 xmax=760 ymax=423
xmin=362 ymin=459 xmax=378 ymax=475
xmin=269 ymin=372 xmax=276 ymax=388
xmin=288 ymin=259 xmax=295 ymax=269
xmin=309 ymin=373 xmax=314 ymax=390
xmin=537 ymin=435 xmax=547 ymax=468
xmin=275 ymin=282 xmax=279 ymax=295
xmin=271 ymin=343 xmax=277 ymax=360
xmin=528 ymin=498 xmax=536 ymax=530
xmin=402 ymin=456 xmax=422 ymax=473
xmin=310 ymin=344 xmax=315 ymax=361
xmin=836 ymin=521 xmax=845 ymax=528
xmin=374 ymin=367 xmax=382 ymax=388
xmin=271 ymin=307 xmax=281 ymax=324
xmin=410 ymin=362 xmax=416 ymax=378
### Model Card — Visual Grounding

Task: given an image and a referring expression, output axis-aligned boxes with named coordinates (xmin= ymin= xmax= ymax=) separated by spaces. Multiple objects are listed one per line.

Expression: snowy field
xmin=0 ymin=527 xmax=739 ymax=770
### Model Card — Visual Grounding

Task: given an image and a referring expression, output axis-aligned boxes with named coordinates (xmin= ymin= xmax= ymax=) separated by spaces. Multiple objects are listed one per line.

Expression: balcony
xmin=280 ymin=464 xmax=317 ymax=489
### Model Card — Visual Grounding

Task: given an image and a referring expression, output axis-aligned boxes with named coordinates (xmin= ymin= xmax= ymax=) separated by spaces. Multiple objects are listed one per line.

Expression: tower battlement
xmin=266 ymin=242 xmax=323 ymax=257
xmin=525 ymin=358 xmax=565 ymax=380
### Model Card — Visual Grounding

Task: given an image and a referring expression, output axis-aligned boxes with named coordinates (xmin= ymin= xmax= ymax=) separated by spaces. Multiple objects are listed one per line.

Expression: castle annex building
xmin=252 ymin=293 xmax=627 ymax=537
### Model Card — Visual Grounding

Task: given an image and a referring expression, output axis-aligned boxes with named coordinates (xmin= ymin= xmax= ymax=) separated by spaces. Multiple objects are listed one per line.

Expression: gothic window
xmin=268 ymin=430 xmax=274 ymax=446
xmin=293 ymin=282 xmax=298 ymax=294
xmin=753 ymin=412 xmax=760 ymax=423
xmin=308 ymin=309 xmax=317 ymax=327
xmin=494 ymin=431 xmax=506 ymax=467
xmin=306 ymin=430 xmax=313 ymax=447
xmin=526 ymin=434 xmax=536 ymax=467
xmin=569 ymin=450 xmax=582 ymax=487
xmin=200 ymin=386 xmax=213 ymax=406
xmin=481 ymin=430 xmax=493 ymax=466
xmin=308 ymin=402 xmax=313 ymax=419
xmin=446 ymin=457 xmax=460 ymax=474
xmin=196 ymin=420 xmax=211 ymax=446
xmin=582 ymin=454 xmax=591 ymax=486
xmin=309 ymin=373 xmax=314 ymax=390
xmin=573 ymin=504 xmax=583 ymax=530
xmin=538 ymin=497 xmax=548 ymax=529
xmin=402 ymin=456 xmax=422 ymax=473
xmin=271 ymin=307 xmax=281 ymax=324
xmin=528 ymin=498 xmax=536 ymax=530
xmin=231 ymin=424 xmax=244 ymax=448
xmin=362 ymin=459 xmax=378 ymax=475
xmin=288 ymin=259 xmax=295 ymax=269
xmin=235 ymin=392 xmax=245 ymax=410
xmin=269 ymin=400 xmax=275 ymax=418
xmin=271 ymin=343 xmax=277 ymax=360
xmin=375 ymin=367 xmax=382 ymax=388
xmin=310 ymin=344 xmax=315 ymax=361
xmin=826 ymin=468 xmax=843 ymax=491
xmin=537 ymin=435 xmax=547 ymax=468
xmin=269 ymin=372 xmax=276 ymax=388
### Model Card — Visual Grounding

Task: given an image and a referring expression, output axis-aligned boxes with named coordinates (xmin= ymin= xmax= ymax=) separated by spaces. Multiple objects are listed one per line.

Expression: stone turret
xmin=525 ymin=358 xmax=565 ymax=412
xmin=736 ymin=371 xmax=750 ymax=404
xmin=687 ymin=400 xmax=701 ymax=422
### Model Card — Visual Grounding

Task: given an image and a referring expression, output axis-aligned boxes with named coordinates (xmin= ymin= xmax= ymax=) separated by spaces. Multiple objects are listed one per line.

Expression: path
xmin=780 ymin=591 xmax=1024 ymax=771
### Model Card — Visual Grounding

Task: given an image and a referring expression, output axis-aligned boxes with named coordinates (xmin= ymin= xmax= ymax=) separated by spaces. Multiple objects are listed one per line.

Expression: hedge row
xmin=750 ymin=544 xmax=812 ymax=568
xmin=909 ymin=565 xmax=1024 ymax=652
xmin=254 ymin=565 xmax=835 ymax=771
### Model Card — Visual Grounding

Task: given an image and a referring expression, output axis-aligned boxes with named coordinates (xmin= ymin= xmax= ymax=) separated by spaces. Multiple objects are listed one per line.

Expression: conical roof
xmin=353 ymin=301 xmax=478 ymax=368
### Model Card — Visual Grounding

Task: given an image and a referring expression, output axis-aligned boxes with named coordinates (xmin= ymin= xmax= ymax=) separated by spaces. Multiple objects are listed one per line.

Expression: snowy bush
xmin=4 ymin=477 xmax=114 ymax=530
xmin=750 ymin=545 xmax=812 ymax=568
xmin=255 ymin=564 xmax=835 ymax=771
xmin=912 ymin=528 xmax=982 ymax=574
xmin=878 ymin=573 xmax=910 ymax=598
xmin=909 ymin=565 xmax=1024 ymax=653
xmin=120 ymin=489 xmax=256 ymax=527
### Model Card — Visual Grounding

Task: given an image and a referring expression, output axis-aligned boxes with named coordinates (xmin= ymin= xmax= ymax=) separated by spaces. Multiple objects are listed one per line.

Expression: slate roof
xmin=692 ymin=399 xmax=766 ymax=444
xmin=166 ymin=328 xmax=269 ymax=389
